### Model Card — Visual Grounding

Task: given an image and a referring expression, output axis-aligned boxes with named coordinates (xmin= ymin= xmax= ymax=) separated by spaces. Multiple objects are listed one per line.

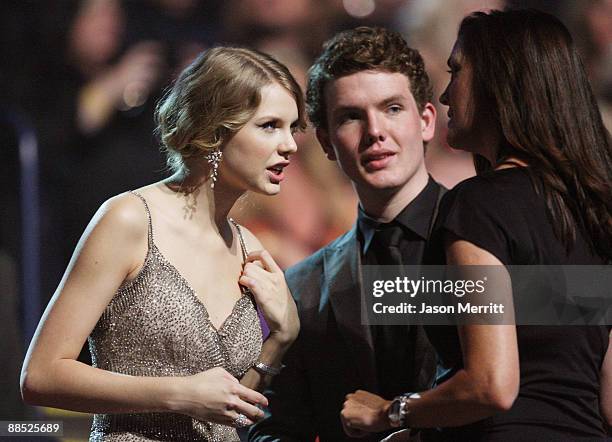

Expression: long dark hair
xmin=458 ymin=9 xmax=612 ymax=260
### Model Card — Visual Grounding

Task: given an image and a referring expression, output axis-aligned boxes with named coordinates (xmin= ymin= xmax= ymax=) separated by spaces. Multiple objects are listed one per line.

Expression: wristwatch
xmin=252 ymin=361 xmax=285 ymax=377
xmin=388 ymin=392 xmax=421 ymax=428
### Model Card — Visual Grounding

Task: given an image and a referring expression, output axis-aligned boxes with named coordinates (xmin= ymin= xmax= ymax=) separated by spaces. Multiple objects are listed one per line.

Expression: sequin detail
xmin=88 ymin=192 xmax=263 ymax=441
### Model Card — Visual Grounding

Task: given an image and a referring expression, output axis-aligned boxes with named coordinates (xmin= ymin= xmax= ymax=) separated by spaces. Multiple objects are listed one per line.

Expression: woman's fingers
xmin=242 ymin=262 xmax=269 ymax=279
xmin=222 ymin=385 xmax=267 ymax=427
xmin=239 ymin=268 xmax=268 ymax=296
xmin=184 ymin=367 xmax=270 ymax=426
xmin=245 ymin=250 xmax=282 ymax=273
xmin=234 ymin=383 xmax=268 ymax=407
xmin=240 ymin=263 xmax=274 ymax=298
xmin=226 ymin=411 xmax=254 ymax=427
xmin=228 ymin=397 xmax=265 ymax=422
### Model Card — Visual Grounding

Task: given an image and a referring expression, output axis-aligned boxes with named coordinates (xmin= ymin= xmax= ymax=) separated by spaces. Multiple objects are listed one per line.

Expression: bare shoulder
xmin=90 ymin=192 xmax=149 ymax=242
xmin=99 ymin=192 xmax=148 ymax=233
xmin=68 ymin=192 xmax=150 ymax=285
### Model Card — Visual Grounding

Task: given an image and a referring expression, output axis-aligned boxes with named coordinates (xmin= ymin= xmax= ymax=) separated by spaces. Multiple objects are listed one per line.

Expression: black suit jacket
xmin=250 ymin=224 xmax=438 ymax=442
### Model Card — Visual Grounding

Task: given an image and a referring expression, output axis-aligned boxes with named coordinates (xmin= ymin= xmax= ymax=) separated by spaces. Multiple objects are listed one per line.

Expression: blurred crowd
xmin=1 ymin=0 xmax=611 ymax=421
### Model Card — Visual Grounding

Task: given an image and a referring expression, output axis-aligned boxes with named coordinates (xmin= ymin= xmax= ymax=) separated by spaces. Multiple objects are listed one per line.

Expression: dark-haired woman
xmin=21 ymin=47 xmax=305 ymax=441
xmin=340 ymin=9 xmax=611 ymax=441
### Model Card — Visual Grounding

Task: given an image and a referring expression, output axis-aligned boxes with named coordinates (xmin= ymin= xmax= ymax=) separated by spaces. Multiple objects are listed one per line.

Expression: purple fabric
xmin=257 ymin=306 xmax=270 ymax=340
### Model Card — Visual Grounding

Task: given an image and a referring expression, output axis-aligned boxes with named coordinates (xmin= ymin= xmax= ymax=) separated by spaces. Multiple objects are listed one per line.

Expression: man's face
xmin=317 ymin=70 xmax=435 ymax=196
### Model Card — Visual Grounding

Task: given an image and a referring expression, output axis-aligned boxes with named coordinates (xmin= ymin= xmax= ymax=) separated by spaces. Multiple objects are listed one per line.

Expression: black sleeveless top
xmin=424 ymin=168 xmax=609 ymax=441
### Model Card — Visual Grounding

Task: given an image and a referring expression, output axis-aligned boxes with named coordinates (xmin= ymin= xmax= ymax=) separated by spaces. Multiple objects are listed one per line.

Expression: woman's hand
xmin=340 ymin=390 xmax=392 ymax=435
xmin=176 ymin=367 xmax=268 ymax=426
xmin=239 ymin=250 xmax=300 ymax=346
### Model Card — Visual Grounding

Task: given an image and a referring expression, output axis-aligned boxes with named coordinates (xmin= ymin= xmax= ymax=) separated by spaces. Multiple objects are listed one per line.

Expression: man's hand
xmin=340 ymin=390 xmax=393 ymax=435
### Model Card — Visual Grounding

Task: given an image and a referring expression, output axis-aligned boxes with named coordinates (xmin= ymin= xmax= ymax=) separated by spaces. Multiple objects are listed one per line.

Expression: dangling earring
xmin=205 ymin=147 xmax=222 ymax=189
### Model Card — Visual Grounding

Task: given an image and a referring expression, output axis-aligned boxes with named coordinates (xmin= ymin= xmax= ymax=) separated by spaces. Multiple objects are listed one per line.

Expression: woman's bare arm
xmin=21 ymin=194 xmax=165 ymax=412
xmin=341 ymin=237 xmax=519 ymax=430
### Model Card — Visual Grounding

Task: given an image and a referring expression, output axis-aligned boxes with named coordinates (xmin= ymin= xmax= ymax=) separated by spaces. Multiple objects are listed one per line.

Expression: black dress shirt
xmin=358 ymin=176 xmax=440 ymax=264
xmin=357 ymin=177 xmax=441 ymax=398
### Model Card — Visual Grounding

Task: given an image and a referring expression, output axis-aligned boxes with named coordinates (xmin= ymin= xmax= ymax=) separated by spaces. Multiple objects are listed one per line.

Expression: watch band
xmin=253 ymin=361 xmax=284 ymax=376
xmin=389 ymin=392 xmax=421 ymax=428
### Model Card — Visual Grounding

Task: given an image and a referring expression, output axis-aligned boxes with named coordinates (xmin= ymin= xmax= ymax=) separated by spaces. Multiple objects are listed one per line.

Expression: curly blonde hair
xmin=156 ymin=46 xmax=306 ymax=172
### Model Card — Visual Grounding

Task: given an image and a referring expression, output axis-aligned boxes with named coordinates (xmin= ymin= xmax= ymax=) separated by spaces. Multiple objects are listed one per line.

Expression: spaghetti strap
xmin=229 ymin=219 xmax=256 ymax=300
xmin=228 ymin=218 xmax=249 ymax=262
xmin=129 ymin=191 xmax=154 ymax=248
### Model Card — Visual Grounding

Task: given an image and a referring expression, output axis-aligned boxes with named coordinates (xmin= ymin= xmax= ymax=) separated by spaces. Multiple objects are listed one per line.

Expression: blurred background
xmin=1 ymin=0 xmax=610 ymax=440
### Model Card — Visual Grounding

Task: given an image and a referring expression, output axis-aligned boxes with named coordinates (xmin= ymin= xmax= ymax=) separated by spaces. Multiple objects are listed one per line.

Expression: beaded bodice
xmin=88 ymin=192 xmax=262 ymax=441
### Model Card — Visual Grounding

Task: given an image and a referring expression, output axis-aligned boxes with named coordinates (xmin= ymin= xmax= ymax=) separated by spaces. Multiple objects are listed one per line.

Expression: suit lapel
xmin=324 ymin=226 xmax=377 ymax=391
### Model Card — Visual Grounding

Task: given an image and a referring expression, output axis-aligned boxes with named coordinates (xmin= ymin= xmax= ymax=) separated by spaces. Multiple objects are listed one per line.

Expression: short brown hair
xmin=156 ymin=46 xmax=306 ymax=172
xmin=306 ymin=26 xmax=432 ymax=129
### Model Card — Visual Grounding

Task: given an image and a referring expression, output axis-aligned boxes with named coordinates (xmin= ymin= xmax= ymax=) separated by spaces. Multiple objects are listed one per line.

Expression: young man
xmin=250 ymin=27 xmax=443 ymax=441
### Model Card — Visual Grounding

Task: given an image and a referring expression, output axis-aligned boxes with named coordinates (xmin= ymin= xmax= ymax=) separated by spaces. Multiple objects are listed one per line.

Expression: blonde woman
xmin=21 ymin=47 xmax=305 ymax=441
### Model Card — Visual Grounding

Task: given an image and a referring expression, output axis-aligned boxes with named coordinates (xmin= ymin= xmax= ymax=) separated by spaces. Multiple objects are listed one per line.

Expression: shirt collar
xmin=357 ymin=177 xmax=438 ymax=255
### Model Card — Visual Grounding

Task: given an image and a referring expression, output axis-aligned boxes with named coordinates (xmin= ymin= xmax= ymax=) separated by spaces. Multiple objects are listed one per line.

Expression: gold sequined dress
xmin=88 ymin=192 xmax=263 ymax=441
